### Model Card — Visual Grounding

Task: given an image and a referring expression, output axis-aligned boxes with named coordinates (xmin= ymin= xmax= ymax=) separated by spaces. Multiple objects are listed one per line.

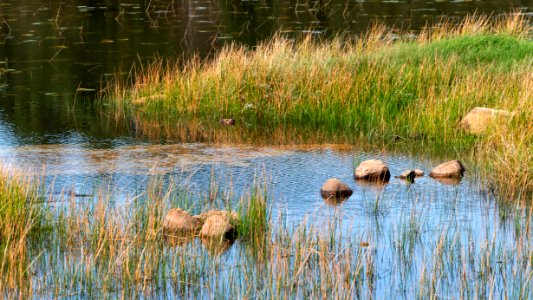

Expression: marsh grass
xmin=0 ymin=164 xmax=532 ymax=298
xmin=0 ymin=165 xmax=49 ymax=296
xmin=103 ymin=14 xmax=532 ymax=200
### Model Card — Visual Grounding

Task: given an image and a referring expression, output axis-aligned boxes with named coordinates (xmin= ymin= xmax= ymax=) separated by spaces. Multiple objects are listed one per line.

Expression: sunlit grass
xmin=103 ymin=14 xmax=532 ymax=200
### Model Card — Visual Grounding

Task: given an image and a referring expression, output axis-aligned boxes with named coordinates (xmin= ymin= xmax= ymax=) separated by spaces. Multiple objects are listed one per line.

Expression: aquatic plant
xmin=0 ymin=164 xmax=532 ymax=298
xmin=0 ymin=166 xmax=47 ymax=296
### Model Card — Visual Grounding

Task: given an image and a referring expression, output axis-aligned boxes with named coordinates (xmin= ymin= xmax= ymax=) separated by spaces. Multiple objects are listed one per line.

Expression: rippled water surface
xmin=0 ymin=142 xmax=497 ymax=222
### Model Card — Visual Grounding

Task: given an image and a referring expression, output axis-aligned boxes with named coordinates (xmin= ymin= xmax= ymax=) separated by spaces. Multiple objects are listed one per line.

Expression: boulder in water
xmin=163 ymin=208 xmax=202 ymax=234
xmin=320 ymin=178 xmax=353 ymax=199
xmin=429 ymin=160 xmax=465 ymax=178
xmin=354 ymin=160 xmax=391 ymax=182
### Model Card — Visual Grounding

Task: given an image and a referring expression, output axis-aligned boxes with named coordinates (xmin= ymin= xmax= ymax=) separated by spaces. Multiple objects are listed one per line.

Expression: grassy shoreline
xmin=104 ymin=14 xmax=532 ymax=199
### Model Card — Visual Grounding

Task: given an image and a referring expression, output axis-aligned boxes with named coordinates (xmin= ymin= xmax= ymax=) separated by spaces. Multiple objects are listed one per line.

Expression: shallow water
xmin=0 ymin=142 xmax=501 ymax=222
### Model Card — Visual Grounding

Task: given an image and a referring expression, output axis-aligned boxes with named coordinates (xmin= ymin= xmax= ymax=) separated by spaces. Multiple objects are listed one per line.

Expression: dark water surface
xmin=0 ymin=0 xmax=532 ymax=145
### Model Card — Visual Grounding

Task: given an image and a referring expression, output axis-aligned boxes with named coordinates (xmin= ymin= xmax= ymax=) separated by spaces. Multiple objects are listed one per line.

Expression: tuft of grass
xmin=383 ymin=34 xmax=533 ymax=68
xmin=0 ymin=165 xmax=48 ymax=296
xmin=236 ymin=181 xmax=269 ymax=243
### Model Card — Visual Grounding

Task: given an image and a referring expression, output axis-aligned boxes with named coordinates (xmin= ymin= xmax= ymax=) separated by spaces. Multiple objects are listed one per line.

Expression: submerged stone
xmin=414 ymin=169 xmax=424 ymax=177
xmin=397 ymin=170 xmax=416 ymax=183
xmin=354 ymin=159 xmax=391 ymax=182
xmin=429 ymin=160 xmax=465 ymax=178
xmin=460 ymin=107 xmax=511 ymax=134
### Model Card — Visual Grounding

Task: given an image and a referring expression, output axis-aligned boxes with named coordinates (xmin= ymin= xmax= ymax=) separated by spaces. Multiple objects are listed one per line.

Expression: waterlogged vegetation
xmin=1 ymin=161 xmax=533 ymax=298
xmin=105 ymin=15 xmax=532 ymax=200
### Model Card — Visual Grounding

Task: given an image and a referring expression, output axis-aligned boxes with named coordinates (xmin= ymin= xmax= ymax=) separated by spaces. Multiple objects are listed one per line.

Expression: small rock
xmin=397 ymin=170 xmax=416 ymax=183
xmin=429 ymin=160 xmax=465 ymax=178
xmin=200 ymin=214 xmax=236 ymax=239
xmin=163 ymin=208 xmax=202 ymax=234
xmin=414 ymin=169 xmax=424 ymax=177
xmin=220 ymin=118 xmax=235 ymax=126
xmin=354 ymin=159 xmax=391 ymax=182
xmin=320 ymin=178 xmax=353 ymax=199
xmin=460 ymin=107 xmax=511 ymax=134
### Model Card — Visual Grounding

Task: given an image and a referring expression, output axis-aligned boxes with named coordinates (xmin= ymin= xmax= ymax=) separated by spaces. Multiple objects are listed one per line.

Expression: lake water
xmin=0 ymin=1 xmax=532 ymax=298
xmin=1 ymin=0 xmax=532 ymax=145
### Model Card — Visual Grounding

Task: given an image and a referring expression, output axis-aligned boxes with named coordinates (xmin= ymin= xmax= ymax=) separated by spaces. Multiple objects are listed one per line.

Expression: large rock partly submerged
xmin=460 ymin=107 xmax=512 ymax=134
xmin=164 ymin=209 xmax=238 ymax=239
xmin=354 ymin=160 xmax=391 ymax=182
xmin=320 ymin=178 xmax=353 ymax=199
xmin=163 ymin=208 xmax=202 ymax=234
xmin=429 ymin=160 xmax=465 ymax=178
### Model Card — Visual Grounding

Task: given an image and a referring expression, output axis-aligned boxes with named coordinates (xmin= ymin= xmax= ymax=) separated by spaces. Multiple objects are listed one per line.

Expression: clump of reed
xmin=0 ymin=165 xmax=50 ymax=297
xmin=236 ymin=179 xmax=269 ymax=243
xmin=103 ymin=13 xmax=532 ymax=200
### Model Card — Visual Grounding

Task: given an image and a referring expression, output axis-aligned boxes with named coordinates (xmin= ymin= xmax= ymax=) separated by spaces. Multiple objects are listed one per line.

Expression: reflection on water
xmin=0 ymin=143 xmax=290 ymax=175
xmin=0 ymin=0 xmax=531 ymax=145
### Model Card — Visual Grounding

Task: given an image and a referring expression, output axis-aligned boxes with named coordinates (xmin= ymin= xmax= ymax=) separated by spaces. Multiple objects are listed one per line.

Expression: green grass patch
xmin=383 ymin=34 xmax=533 ymax=68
